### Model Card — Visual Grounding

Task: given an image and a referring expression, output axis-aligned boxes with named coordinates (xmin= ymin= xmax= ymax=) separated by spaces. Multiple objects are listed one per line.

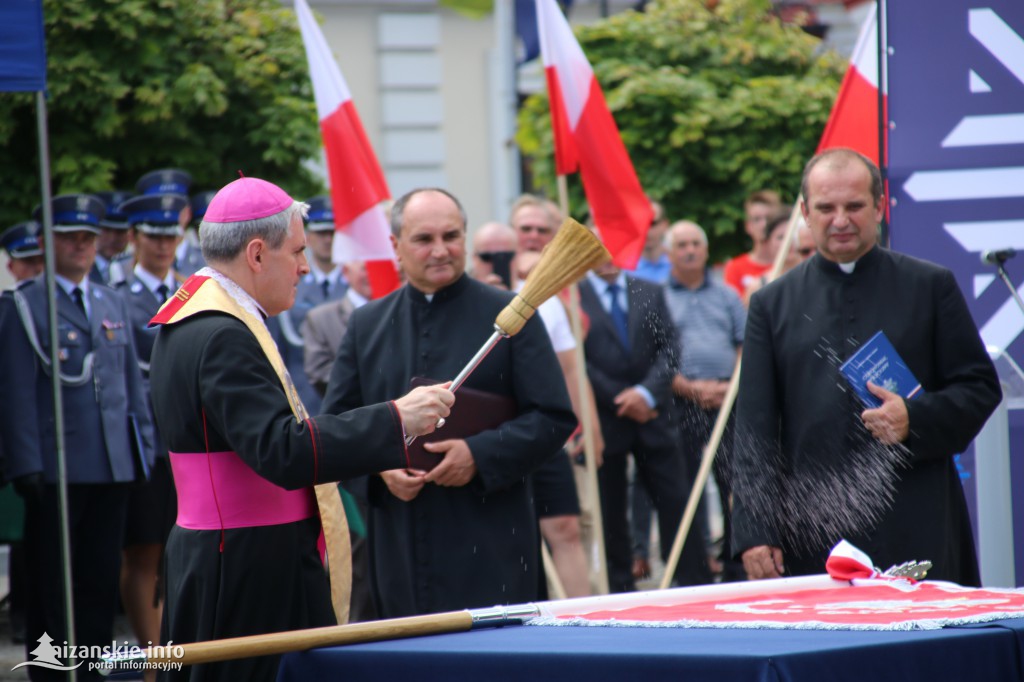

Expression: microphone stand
xmin=991 ymin=257 xmax=1024 ymax=319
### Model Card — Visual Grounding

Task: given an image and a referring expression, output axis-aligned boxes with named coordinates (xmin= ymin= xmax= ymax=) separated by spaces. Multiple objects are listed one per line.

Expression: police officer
xmin=177 ymin=190 xmax=215 ymax=277
xmin=1 ymin=221 xmax=45 ymax=285
xmin=0 ymin=220 xmax=43 ymax=643
xmin=115 ymin=192 xmax=189 ymax=662
xmin=265 ymin=195 xmax=348 ymax=414
xmin=0 ymin=193 xmax=155 ymax=681
xmin=93 ymin=190 xmax=137 ymax=286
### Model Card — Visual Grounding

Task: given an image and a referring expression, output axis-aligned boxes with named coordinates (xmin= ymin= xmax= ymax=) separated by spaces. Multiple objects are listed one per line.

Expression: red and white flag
xmin=295 ymin=0 xmax=399 ymax=297
xmin=536 ymin=0 xmax=652 ymax=270
xmin=817 ymin=4 xmax=886 ymax=166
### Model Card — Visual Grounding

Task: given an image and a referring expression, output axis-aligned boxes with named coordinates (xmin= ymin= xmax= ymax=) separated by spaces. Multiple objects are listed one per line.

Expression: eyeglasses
xmin=797 ymin=248 xmax=815 ymax=257
xmin=476 ymin=250 xmax=515 ymax=263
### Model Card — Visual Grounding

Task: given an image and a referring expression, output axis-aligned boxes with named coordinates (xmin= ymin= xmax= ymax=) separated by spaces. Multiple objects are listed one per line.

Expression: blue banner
xmin=887 ymin=1 xmax=1024 ymax=585
xmin=0 ymin=0 xmax=46 ymax=92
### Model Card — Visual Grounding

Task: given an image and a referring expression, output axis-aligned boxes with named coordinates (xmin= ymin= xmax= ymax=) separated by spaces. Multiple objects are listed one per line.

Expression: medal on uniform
xmin=102 ymin=318 xmax=124 ymax=341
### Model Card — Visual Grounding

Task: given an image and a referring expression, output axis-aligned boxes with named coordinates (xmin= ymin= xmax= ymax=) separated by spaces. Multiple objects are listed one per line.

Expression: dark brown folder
xmin=407 ymin=376 xmax=518 ymax=471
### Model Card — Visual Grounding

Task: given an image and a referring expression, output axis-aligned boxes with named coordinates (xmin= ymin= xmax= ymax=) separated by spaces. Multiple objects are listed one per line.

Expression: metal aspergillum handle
xmin=404 ymin=326 xmax=507 ymax=446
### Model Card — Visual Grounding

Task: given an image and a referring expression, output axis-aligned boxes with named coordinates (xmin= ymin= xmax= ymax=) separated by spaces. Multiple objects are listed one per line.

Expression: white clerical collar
xmin=134 ymin=264 xmax=176 ymax=295
xmin=838 ymin=260 xmax=857 ymax=274
xmin=197 ymin=266 xmax=268 ymax=321
xmin=346 ymin=287 xmax=368 ymax=308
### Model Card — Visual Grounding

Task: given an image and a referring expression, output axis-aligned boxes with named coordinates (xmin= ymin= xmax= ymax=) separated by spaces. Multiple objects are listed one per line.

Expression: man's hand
xmin=614 ymin=387 xmax=657 ymax=423
xmin=672 ymin=376 xmax=727 ymax=409
xmin=12 ymin=473 xmax=44 ymax=503
xmin=380 ymin=468 xmax=427 ymax=502
xmin=566 ymin=429 xmax=604 ymax=468
xmin=393 ymin=382 xmax=455 ymax=437
xmin=742 ymin=545 xmax=785 ymax=580
xmin=423 ymin=439 xmax=477 ymax=487
xmin=862 ymin=382 xmax=910 ymax=444
xmin=693 ymin=380 xmax=728 ymax=410
xmin=480 ymin=273 xmax=508 ymax=290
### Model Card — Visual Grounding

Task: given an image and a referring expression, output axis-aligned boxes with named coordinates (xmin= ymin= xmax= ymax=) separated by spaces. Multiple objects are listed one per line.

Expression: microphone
xmin=981 ymin=248 xmax=1016 ymax=266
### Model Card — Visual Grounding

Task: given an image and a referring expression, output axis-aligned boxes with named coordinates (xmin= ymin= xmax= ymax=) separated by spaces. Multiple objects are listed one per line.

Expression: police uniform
xmin=266 ymin=196 xmax=347 ymax=414
xmin=92 ymin=190 xmax=137 ymax=285
xmin=115 ymin=193 xmax=189 ymax=551
xmin=2 ymin=221 xmax=44 ymax=291
xmin=2 ymin=221 xmax=43 ymax=265
xmin=0 ymin=220 xmax=41 ymax=645
xmin=0 ymin=194 xmax=155 ymax=680
xmin=177 ymin=189 xmax=213 ymax=278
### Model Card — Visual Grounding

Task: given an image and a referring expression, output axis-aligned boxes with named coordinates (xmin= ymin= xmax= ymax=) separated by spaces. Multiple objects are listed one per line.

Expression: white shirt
xmin=133 ymin=264 xmax=177 ymax=301
xmin=55 ymin=273 xmax=91 ymax=319
xmin=515 ymin=282 xmax=575 ymax=353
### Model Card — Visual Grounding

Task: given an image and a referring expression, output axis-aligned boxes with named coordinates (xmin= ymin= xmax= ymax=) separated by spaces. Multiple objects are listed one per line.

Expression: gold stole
xmin=163 ymin=277 xmax=353 ymax=624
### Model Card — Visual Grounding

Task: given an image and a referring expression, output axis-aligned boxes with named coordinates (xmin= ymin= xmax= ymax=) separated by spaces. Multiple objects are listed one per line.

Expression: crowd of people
xmin=0 ymin=148 xmax=1001 ymax=681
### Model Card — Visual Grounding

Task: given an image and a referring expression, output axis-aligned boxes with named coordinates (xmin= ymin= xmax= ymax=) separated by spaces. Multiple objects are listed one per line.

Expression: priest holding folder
xmin=322 ymin=188 xmax=576 ymax=619
xmin=732 ymin=149 xmax=1000 ymax=586
xmin=148 ymin=177 xmax=454 ymax=682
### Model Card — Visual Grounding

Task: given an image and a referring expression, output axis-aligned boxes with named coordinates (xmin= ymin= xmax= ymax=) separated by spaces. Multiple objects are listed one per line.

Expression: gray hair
xmin=666 ymin=220 xmax=707 ymax=247
xmin=199 ymin=201 xmax=309 ymax=263
xmin=509 ymin=193 xmax=557 ymax=228
xmin=390 ymin=188 xmax=467 ymax=237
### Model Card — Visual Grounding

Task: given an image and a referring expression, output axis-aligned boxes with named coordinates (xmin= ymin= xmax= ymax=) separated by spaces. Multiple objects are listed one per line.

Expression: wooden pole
xmin=123 ymin=611 xmax=475 ymax=667
xmin=658 ymin=198 xmax=805 ymax=590
xmin=542 ymin=541 xmax=568 ymax=600
xmin=557 ymin=174 xmax=610 ymax=595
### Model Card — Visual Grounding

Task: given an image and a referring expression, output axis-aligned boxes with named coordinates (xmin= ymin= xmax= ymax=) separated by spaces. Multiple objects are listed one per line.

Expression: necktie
xmin=71 ymin=287 xmax=87 ymax=318
xmin=321 ymin=279 xmax=330 ymax=300
xmin=606 ymin=283 xmax=629 ymax=351
xmin=156 ymin=284 xmax=170 ymax=302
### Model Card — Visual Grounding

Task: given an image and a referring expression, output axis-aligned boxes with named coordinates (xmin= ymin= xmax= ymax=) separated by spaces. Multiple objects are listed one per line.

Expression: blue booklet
xmin=839 ymin=331 xmax=923 ymax=408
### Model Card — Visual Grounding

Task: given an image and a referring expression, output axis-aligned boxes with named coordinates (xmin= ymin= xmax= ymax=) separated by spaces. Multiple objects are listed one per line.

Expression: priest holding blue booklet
xmin=732 ymin=148 xmax=1001 ymax=586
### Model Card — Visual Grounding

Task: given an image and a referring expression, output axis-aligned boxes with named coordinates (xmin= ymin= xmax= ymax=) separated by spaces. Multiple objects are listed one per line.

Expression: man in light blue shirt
xmin=664 ymin=220 xmax=746 ymax=581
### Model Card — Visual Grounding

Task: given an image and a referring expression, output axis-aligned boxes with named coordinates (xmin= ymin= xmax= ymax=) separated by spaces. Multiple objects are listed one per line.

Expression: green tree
xmin=516 ymin=0 xmax=846 ymax=261
xmin=0 ymin=0 xmax=323 ymax=226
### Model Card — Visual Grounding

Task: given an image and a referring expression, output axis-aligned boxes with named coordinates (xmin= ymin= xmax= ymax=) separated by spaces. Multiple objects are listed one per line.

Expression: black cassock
xmin=150 ymin=312 xmax=408 ymax=682
xmin=732 ymin=246 xmax=1000 ymax=584
xmin=323 ymin=274 xmax=576 ymax=618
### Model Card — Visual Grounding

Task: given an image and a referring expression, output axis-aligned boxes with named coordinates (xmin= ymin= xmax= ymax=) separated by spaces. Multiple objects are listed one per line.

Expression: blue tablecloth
xmin=278 ymin=618 xmax=1024 ymax=681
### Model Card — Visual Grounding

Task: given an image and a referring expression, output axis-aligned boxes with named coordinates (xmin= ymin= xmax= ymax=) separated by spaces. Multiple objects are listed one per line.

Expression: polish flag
xmin=536 ymin=0 xmax=652 ymax=269
xmin=295 ymin=0 xmax=399 ymax=297
xmin=817 ymin=4 xmax=886 ymax=166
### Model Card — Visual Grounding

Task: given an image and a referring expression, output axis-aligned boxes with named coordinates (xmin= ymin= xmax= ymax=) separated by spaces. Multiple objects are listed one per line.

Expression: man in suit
xmin=267 ymin=195 xmax=348 ymax=413
xmin=115 ymin=192 xmax=190 ymax=675
xmin=733 ymin=148 xmax=1001 ymax=584
xmin=0 ymin=193 xmax=155 ymax=681
xmin=300 ymin=260 xmax=374 ymax=622
xmin=579 ymin=252 xmax=710 ymax=592
xmin=302 ymin=260 xmax=370 ymax=398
